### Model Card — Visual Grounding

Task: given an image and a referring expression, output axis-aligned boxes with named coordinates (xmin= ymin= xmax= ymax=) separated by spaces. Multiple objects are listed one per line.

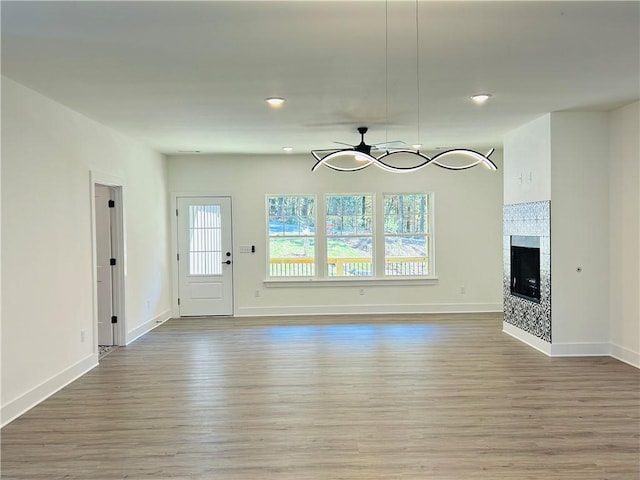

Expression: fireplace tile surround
xmin=503 ymin=201 xmax=551 ymax=342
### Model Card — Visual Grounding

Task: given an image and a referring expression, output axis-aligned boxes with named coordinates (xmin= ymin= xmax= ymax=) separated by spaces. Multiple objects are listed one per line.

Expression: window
xmin=188 ymin=205 xmax=222 ymax=275
xmin=266 ymin=192 xmax=432 ymax=279
xmin=326 ymin=194 xmax=373 ymax=276
xmin=267 ymin=195 xmax=316 ymax=277
xmin=384 ymin=194 xmax=430 ymax=276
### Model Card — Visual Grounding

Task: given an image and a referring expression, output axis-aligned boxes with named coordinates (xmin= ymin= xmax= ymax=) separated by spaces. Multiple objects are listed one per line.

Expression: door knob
xmin=222 ymin=260 xmax=231 ymax=265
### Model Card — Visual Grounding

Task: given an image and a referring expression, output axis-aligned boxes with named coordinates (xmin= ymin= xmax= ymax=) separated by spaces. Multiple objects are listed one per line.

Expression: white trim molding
xmin=1 ymin=354 xmax=98 ymax=428
xmin=504 ymin=322 xmax=639 ymax=367
xmin=170 ymin=192 xmax=234 ymax=318
xmin=126 ymin=309 xmax=172 ymax=345
xmin=549 ymin=342 xmax=610 ymax=357
xmin=237 ymin=303 xmax=502 ymax=317
xmin=264 ymin=277 xmax=439 ymax=288
xmin=502 ymin=321 xmax=552 ymax=355
xmin=610 ymin=343 xmax=640 ymax=368
xmin=90 ymin=171 xmax=127 ymax=347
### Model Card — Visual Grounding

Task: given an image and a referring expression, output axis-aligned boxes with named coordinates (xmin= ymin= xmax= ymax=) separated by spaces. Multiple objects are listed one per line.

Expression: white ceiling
xmin=2 ymin=1 xmax=638 ymax=155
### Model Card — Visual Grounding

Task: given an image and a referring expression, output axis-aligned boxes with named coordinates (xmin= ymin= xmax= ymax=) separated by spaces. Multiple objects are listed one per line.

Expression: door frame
xmin=171 ymin=192 xmax=234 ymax=318
xmin=90 ymin=171 xmax=126 ymax=350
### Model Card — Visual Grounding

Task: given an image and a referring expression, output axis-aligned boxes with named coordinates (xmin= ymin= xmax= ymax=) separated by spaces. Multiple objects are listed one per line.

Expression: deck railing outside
xmin=269 ymin=257 xmax=428 ymax=277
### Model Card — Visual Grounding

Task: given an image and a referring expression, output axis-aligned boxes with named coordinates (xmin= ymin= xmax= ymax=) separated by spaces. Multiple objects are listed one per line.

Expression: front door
xmin=177 ymin=196 xmax=233 ymax=316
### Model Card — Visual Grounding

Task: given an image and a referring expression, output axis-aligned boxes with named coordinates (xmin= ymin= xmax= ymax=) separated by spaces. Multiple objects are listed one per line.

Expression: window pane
xmin=326 ymin=195 xmax=373 ymax=276
xmin=268 ymin=218 xmax=286 ymax=235
xmin=326 ymin=195 xmax=373 ymax=235
xmin=341 ymin=214 xmax=372 ymax=235
xmin=267 ymin=195 xmax=316 ymax=277
xmin=270 ymin=237 xmax=315 ymax=258
xmin=385 ymin=236 xmax=429 ymax=276
xmin=384 ymin=194 xmax=428 ymax=234
xmin=188 ymin=205 xmax=222 ymax=275
xmin=190 ymin=252 xmax=222 ymax=275
xmin=326 ymin=196 xmax=342 ymax=216
xmin=268 ymin=196 xmax=315 ymax=236
xmin=383 ymin=194 xmax=431 ymax=277
xmin=342 ymin=197 xmax=356 ymax=215
xmin=326 ymin=215 xmax=342 ymax=235
xmin=269 ymin=238 xmax=315 ymax=277
xmin=327 ymin=237 xmax=372 ymax=277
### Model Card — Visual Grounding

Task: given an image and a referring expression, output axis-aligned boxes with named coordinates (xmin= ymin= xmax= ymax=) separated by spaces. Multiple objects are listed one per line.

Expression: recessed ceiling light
xmin=471 ymin=93 xmax=492 ymax=104
xmin=265 ymin=97 xmax=286 ymax=107
xmin=282 ymin=146 xmax=293 ymax=152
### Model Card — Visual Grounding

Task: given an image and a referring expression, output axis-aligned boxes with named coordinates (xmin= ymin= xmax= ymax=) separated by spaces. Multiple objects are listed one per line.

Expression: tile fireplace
xmin=503 ymin=201 xmax=551 ymax=342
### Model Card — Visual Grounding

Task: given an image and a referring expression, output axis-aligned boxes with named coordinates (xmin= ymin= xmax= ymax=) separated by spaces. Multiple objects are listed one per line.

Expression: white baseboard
xmin=502 ymin=321 xmax=552 ymax=355
xmin=126 ymin=309 xmax=172 ymax=345
xmin=2 ymin=310 xmax=173 ymax=427
xmin=549 ymin=342 xmax=611 ymax=357
xmin=610 ymin=343 xmax=640 ymax=368
xmin=503 ymin=322 xmax=639 ymax=366
xmin=1 ymin=353 xmax=98 ymax=428
xmin=235 ymin=303 xmax=503 ymax=317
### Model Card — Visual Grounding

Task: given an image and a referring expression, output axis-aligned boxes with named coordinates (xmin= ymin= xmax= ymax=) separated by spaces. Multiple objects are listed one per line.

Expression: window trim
xmin=263 ymin=276 xmax=438 ymax=288
xmin=265 ymin=191 xmax=435 ymax=282
xmin=266 ymin=193 xmax=317 ymax=279
xmin=380 ymin=192 xmax=433 ymax=277
xmin=325 ymin=192 xmax=375 ymax=277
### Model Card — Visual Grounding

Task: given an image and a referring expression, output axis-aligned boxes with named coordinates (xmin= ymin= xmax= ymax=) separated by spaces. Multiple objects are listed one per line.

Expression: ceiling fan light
xmin=471 ymin=93 xmax=492 ymax=104
xmin=412 ymin=144 xmax=423 ymax=150
xmin=265 ymin=97 xmax=286 ymax=107
xmin=282 ymin=146 xmax=293 ymax=152
xmin=311 ymin=129 xmax=497 ymax=173
xmin=353 ymin=151 xmax=372 ymax=162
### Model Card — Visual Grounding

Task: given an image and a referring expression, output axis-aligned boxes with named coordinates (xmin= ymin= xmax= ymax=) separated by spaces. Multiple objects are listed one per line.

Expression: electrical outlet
xmin=255 ymin=289 xmax=261 ymax=297
xmin=460 ymin=286 xmax=466 ymax=294
xmin=80 ymin=330 xmax=86 ymax=343
xmin=359 ymin=288 xmax=365 ymax=296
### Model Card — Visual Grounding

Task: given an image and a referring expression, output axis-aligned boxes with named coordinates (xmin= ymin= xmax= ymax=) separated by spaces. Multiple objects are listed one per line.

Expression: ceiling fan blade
xmin=311 ymin=148 xmax=347 ymax=152
xmin=372 ymin=140 xmax=407 ymax=148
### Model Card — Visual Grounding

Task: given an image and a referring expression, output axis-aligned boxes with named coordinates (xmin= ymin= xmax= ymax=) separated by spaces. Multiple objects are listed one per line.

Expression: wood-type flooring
xmin=2 ymin=313 xmax=639 ymax=479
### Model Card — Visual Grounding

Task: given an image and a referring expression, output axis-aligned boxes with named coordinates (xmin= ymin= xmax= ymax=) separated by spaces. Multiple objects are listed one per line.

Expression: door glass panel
xmin=189 ymin=205 xmax=222 ymax=275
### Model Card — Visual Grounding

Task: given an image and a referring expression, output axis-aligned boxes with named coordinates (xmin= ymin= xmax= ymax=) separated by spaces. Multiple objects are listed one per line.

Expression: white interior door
xmin=177 ymin=196 xmax=233 ymax=316
xmin=95 ymin=184 xmax=114 ymax=345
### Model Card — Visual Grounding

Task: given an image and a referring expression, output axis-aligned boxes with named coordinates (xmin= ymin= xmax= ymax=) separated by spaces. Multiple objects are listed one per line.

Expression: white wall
xmin=550 ymin=112 xmax=610 ymax=347
xmin=609 ymin=101 xmax=640 ymax=366
xmin=168 ymin=151 xmax=504 ymax=316
xmin=503 ymin=114 xmax=552 ymax=205
xmin=1 ymin=77 xmax=173 ymax=425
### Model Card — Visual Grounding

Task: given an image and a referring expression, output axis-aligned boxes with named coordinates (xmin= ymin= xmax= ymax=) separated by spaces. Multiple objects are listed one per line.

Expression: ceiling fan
xmin=311 ymin=125 xmax=498 ymax=173
xmin=330 ymin=126 xmax=405 ymax=155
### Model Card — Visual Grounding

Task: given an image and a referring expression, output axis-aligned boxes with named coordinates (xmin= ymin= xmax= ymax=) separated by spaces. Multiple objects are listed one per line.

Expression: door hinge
xmin=176 ymin=209 xmax=179 ymax=216
xmin=110 ymin=258 xmax=117 ymax=266
xmin=177 ymin=298 xmax=180 ymax=306
xmin=108 ymin=200 xmax=115 ymax=208
xmin=177 ymin=253 xmax=179 ymax=261
xmin=111 ymin=316 xmax=117 ymax=324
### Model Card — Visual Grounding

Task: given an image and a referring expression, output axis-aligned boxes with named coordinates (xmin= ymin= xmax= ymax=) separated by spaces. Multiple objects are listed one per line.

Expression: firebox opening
xmin=510 ymin=235 xmax=541 ymax=303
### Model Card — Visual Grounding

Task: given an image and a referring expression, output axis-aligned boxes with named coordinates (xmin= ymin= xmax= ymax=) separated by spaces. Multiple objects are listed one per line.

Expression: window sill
xmin=263 ymin=277 xmax=439 ymax=288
